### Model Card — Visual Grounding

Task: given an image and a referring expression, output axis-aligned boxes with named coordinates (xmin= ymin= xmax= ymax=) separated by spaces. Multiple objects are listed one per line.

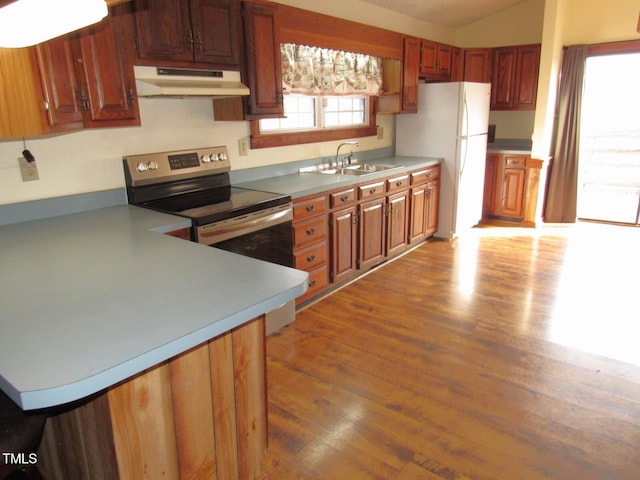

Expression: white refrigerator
xmin=396 ymin=82 xmax=491 ymax=239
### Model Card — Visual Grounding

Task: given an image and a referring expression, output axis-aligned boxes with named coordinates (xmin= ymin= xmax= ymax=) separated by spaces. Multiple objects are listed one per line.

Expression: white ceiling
xmin=356 ymin=0 xmax=528 ymax=27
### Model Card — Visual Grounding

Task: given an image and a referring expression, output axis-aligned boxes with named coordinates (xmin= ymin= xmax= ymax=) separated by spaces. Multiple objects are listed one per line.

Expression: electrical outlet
xmin=238 ymin=137 xmax=249 ymax=156
xmin=19 ymin=157 xmax=39 ymax=182
xmin=377 ymin=125 xmax=384 ymax=140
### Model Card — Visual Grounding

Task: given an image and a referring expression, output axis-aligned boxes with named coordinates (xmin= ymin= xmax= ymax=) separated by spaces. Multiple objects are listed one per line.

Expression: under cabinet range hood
xmin=133 ymin=66 xmax=250 ymax=98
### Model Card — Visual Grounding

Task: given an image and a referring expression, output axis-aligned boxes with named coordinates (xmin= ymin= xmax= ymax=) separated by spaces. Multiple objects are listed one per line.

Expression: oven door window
xmin=212 ymin=223 xmax=294 ymax=268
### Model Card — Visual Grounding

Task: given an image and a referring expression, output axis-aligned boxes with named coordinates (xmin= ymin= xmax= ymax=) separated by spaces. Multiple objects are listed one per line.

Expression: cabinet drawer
xmin=329 ymin=188 xmax=356 ymax=208
xmin=505 ymin=156 xmax=526 ymax=168
xmin=386 ymin=174 xmax=409 ymax=193
xmin=294 ymin=242 xmax=327 ymax=271
xmin=293 ymin=216 xmax=327 ymax=248
xmin=296 ymin=265 xmax=328 ymax=304
xmin=293 ymin=195 xmax=327 ymax=220
xmin=410 ymin=165 xmax=441 ymax=185
xmin=358 ymin=181 xmax=385 ymax=200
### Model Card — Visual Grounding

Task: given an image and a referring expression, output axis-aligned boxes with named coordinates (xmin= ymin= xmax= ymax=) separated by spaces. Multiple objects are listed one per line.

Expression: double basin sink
xmin=300 ymin=162 xmax=402 ymax=176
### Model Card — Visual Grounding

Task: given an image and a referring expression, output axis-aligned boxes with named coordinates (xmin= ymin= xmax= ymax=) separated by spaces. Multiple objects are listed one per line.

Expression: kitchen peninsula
xmin=0 ymin=205 xmax=308 ymax=479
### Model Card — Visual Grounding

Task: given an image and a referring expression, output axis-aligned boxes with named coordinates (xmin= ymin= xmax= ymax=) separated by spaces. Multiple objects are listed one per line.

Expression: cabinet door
xmin=386 ymin=191 xmax=409 ymax=257
xmin=501 ymin=164 xmax=526 ymax=218
xmin=401 ymin=37 xmax=419 ymax=113
xmin=513 ymin=44 xmax=540 ymax=110
xmin=190 ymin=0 xmax=241 ymax=66
xmin=420 ymin=40 xmax=437 ymax=77
xmin=483 ymin=153 xmax=500 ymax=215
xmin=330 ymin=207 xmax=357 ymax=284
xmin=242 ymin=1 xmax=283 ymax=117
xmin=134 ymin=0 xmax=194 ymax=62
xmin=436 ymin=44 xmax=452 ymax=77
xmin=358 ymin=198 xmax=386 ymax=270
xmin=74 ymin=12 xmax=139 ymax=126
xmin=35 ymin=39 xmax=84 ymax=130
xmin=409 ymin=185 xmax=427 ymax=244
xmin=490 ymin=47 xmax=517 ymax=110
xmin=425 ymin=180 xmax=440 ymax=236
xmin=463 ymin=48 xmax=492 ymax=83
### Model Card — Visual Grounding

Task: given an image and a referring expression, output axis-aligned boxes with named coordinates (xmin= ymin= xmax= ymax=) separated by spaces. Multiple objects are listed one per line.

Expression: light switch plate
xmin=19 ymin=157 xmax=39 ymax=182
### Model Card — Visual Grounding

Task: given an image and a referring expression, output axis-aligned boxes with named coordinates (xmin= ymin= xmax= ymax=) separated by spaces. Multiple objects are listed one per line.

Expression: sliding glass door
xmin=578 ymin=52 xmax=640 ymax=224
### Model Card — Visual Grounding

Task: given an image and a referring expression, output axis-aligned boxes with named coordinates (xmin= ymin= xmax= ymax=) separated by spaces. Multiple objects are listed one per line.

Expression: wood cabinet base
xmin=38 ymin=316 xmax=267 ymax=480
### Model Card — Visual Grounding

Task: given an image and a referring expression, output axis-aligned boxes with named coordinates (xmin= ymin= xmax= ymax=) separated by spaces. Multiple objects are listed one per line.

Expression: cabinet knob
xmin=370 ymin=188 xmax=377 ymax=194
xmin=426 ymin=172 xmax=431 ymax=178
xmin=306 ymin=227 xmax=316 ymax=235
xmin=306 ymin=204 xmax=315 ymax=212
xmin=341 ymin=195 xmax=349 ymax=202
xmin=396 ymin=181 xmax=402 ymax=187
xmin=307 ymin=254 xmax=316 ymax=262
xmin=309 ymin=279 xmax=317 ymax=287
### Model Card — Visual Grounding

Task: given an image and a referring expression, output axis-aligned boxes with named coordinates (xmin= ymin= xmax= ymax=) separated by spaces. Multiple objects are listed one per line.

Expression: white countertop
xmin=0 ymin=205 xmax=308 ymax=410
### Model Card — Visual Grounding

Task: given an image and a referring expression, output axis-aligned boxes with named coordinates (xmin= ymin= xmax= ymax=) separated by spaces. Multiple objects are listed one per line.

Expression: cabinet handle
xmin=307 ymin=254 xmax=316 ymax=262
xmin=306 ymin=204 xmax=315 ymax=212
xmin=396 ymin=181 xmax=403 ymax=187
xmin=309 ymin=279 xmax=317 ymax=287
xmin=194 ymin=32 xmax=203 ymax=51
xmin=369 ymin=188 xmax=377 ymax=194
xmin=75 ymin=88 xmax=89 ymax=111
xmin=186 ymin=31 xmax=195 ymax=49
xmin=426 ymin=172 xmax=431 ymax=178
xmin=306 ymin=227 xmax=316 ymax=235
xmin=341 ymin=195 xmax=349 ymax=202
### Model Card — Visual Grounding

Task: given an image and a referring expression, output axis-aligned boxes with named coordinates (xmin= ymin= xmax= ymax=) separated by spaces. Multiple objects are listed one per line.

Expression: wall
xmin=455 ymin=0 xmax=544 ymax=48
xmin=531 ymin=0 xmax=640 ymax=160
xmin=563 ymin=0 xmax=640 ymax=45
xmin=271 ymin=0 xmax=456 ymax=44
xmin=456 ymin=0 xmax=545 ymax=142
xmin=0 ymin=98 xmax=393 ymax=205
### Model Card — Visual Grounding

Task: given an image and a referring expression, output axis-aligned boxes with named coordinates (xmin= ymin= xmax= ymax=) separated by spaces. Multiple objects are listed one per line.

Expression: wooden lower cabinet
xmin=311 ymin=165 xmax=440 ymax=304
xmin=293 ymin=193 xmax=328 ymax=304
xmin=330 ymin=205 xmax=357 ymax=283
xmin=358 ymin=197 xmax=386 ymax=270
xmin=409 ymin=165 xmax=441 ymax=243
xmin=38 ymin=316 xmax=267 ymax=480
xmin=482 ymin=153 xmax=543 ymax=226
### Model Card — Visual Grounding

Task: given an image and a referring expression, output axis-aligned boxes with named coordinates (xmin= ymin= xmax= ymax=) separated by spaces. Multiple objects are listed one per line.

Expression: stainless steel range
xmin=123 ymin=146 xmax=296 ymax=333
xmin=123 ymin=146 xmax=294 ymax=267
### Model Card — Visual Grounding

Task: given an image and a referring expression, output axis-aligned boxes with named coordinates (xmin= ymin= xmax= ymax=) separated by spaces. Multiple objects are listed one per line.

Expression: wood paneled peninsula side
xmin=0 ymin=206 xmax=308 ymax=480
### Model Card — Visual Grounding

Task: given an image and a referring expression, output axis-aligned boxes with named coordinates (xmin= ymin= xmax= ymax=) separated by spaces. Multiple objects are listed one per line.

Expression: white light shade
xmin=0 ymin=0 xmax=108 ymax=48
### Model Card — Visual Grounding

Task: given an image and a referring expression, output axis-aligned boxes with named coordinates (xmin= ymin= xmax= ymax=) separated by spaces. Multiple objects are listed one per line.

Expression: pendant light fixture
xmin=0 ymin=0 xmax=108 ymax=48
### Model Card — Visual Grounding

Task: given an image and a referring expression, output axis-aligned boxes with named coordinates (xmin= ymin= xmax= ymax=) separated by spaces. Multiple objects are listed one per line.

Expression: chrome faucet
xmin=336 ymin=141 xmax=360 ymax=169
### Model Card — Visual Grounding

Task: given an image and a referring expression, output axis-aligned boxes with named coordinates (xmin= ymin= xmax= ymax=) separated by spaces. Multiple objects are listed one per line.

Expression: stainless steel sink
xmin=300 ymin=163 xmax=402 ymax=176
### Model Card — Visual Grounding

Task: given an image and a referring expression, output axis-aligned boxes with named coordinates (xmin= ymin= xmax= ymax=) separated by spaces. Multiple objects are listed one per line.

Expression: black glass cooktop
xmin=141 ymin=187 xmax=291 ymax=225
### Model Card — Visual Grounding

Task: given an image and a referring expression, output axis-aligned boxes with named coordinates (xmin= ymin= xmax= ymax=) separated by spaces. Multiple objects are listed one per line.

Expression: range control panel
xmin=123 ymin=146 xmax=231 ymax=186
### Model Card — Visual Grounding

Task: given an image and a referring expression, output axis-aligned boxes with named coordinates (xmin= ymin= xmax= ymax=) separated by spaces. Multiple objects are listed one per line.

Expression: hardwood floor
xmin=261 ymin=223 xmax=640 ymax=479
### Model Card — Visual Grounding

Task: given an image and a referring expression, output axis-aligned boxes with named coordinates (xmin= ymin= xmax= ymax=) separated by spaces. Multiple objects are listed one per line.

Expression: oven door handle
xmin=197 ymin=205 xmax=293 ymax=245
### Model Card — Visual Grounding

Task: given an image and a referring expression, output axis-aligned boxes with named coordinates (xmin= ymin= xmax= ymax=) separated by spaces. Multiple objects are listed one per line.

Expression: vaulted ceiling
xmin=356 ymin=0 xmax=528 ymax=28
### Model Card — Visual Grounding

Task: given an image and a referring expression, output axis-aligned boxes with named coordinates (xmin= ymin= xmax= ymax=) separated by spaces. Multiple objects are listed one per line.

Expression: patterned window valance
xmin=280 ymin=43 xmax=383 ymax=96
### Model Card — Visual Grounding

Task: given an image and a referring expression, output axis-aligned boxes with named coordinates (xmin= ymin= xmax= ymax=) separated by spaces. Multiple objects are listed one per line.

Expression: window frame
xmin=250 ymin=97 xmax=378 ymax=149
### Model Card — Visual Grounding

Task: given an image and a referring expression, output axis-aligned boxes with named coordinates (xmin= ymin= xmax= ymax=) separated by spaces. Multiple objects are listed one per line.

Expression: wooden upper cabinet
xmin=133 ymin=0 xmax=241 ymax=68
xmin=35 ymin=40 xmax=84 ymax=130
xmin=420 ymin=40 xmax=452 ymax=80
xmin=490 ymin=44 xmax=540 ymax=110
xmin=401 ymin=37 xmax=419 ymax=113
xmin=72 ymin=9 xmax=139 ymax=127
xmin=462 ymin=48 xmax=492 ymax=83
xmin=242 ymin=0 xmax=283 ymax=118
